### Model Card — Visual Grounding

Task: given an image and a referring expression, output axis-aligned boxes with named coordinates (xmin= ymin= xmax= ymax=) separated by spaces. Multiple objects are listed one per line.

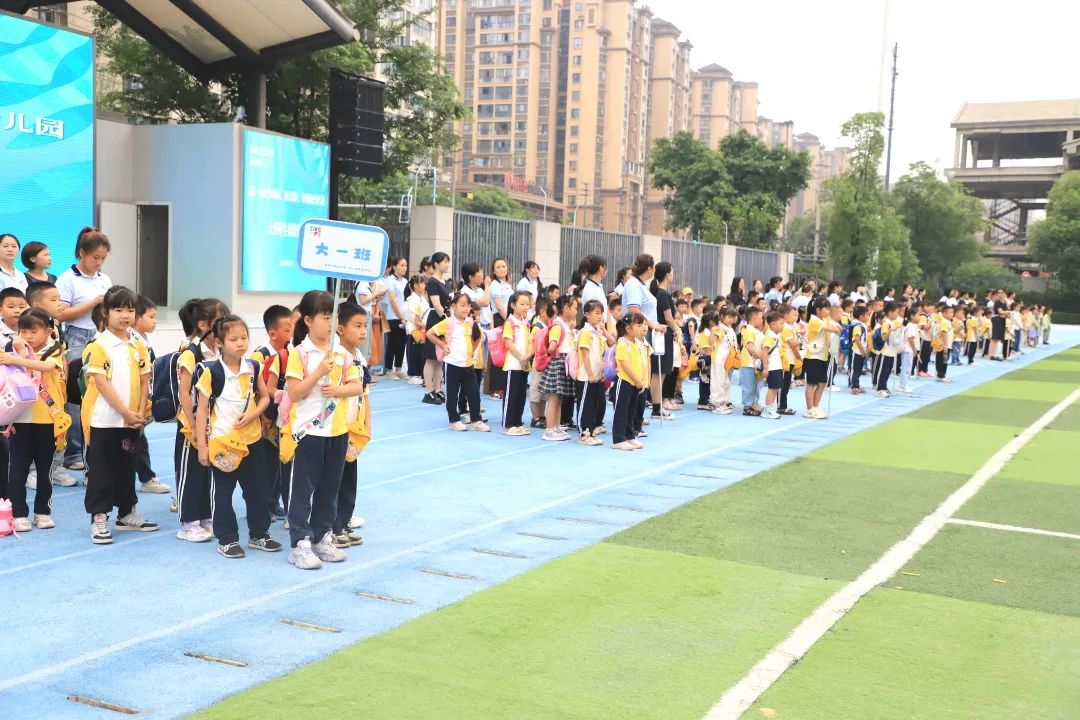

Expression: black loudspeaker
xmin=330 ymin=69 xmax=385 ymax=181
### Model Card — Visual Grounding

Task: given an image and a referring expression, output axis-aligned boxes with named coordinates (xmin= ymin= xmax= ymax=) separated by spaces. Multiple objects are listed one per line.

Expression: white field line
xmin=0 ymin=397 xmax=881 ymax=692
xmin=703 ymin=385 xmax=1080 ymax=720
xmin=947 ymin=518 xmax=1080 ymax=541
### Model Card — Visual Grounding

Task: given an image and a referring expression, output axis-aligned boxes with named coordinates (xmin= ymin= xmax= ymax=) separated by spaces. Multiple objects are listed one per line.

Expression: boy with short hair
xmin=0 ymin=286 xmax=27 ymax=342
xmin=132 ymin=295 xmax=169 ymax=494
xmin=739 ymin=307 xmax=766 ymax=416
xmin=935 ymin=305 xmax=955 ymax=381
xmin=251 ymin=304 xmax=294 ymax=521
xmin=761 ymin=311 xmax=786 ymax=419
xmin=849 ymin=305 xmax=869 ymax=395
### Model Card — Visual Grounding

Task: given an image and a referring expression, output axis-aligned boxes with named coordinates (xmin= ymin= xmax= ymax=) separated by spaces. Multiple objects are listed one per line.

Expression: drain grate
xmin=655 ymin=481 xmax=704 ymax=489
xmin=67 ymin=696 xmax=141 ymax=715
xmin=594 ymin=504 xmax=651 ymax=513
xmin=278 ymin=618 xmax=341 ymax=633
xmin=418 ymin=567 xmax=484 ymax=581
xmin=556 ymin=516 xmax=611 ymax=525
xmin=183 ymin=652 xmax=248 ymax=668
xmin=355 ymin=591 xmax=416 ymax=605
xmin=472 ymin=547 xmax=531 ymax=559
xmin=517 ymin=531 xmax=568 ymax=540
xmin=628 ymin=492 xmax=679 ymax=500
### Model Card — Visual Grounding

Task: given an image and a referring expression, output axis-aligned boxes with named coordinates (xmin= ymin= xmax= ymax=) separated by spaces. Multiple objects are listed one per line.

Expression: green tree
xmin=648 ymin=132 xmax=731 ymax=239
xmin=949 ymin=259 xmax=1020 ymax=294
xmin=825 ymin=112 xmax=919 ymax=285
xmin=1029 ymin=171 xmax=1080 ymax=289
xmin=781 ymin=209 xmax=828 ymax=255
xmin=892 ymin=161 xmax=985 ymax=287
xmin=90 ymin=0 xmax=466 ymax=179
xmin=458 ymin=187 xmax=532 ymax=220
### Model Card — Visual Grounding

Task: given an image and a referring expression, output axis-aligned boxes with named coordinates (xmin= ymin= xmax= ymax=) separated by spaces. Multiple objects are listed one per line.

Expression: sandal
xmin=778 ymin=408 xmax=796 ymax=415
xmin=742 ymin=407 xmax=761 ymax=417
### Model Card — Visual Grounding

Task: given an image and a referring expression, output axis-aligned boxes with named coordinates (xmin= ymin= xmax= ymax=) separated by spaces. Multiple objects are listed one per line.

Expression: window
xmin=587 ymin=8 xmax=595 ymax=23
xmin=570 ymin=126 xmax=579 ymax=136
xmin=479 ymin=122 xmax=492 ymax=135
xmin=569 ymin=160 xmax=577 ymax=171
xmin=573 ymin=37 xmax=582 ymax=49
xmin=517 ymin=48 xmax=529 ymax=61
xmin=516 ymin=102 xmax=528 ymax=113
xmin=478 ymin=69 xmax=493 ymax=81
xmin=572 ymin=91 xmax=580 ymax=101
xmin=568 ymin=178 xmax=577 ymax=188
xmin=518 ymin=31 xmax=529 ymax=42
xmin=517 ymin=85 xmax=529 ymax=96
xmin=495 ymin=122 xmax=512 ymax=134
xmin=499 ymin=51 xmax=514 ymax=63
xmin=570 ymin=143 xmax=578 ymax=153
xmin=514 ymin=156 xmax=526 ymax=167
xmin=570 ymin=108 xmax=579 ymax=119
xmin=515 ymin=139 xmax=527 ymax=150
xmin=540 ymin=69 xmax=550 ymax=82
xmin=538 ymin=123 xmax=548 ymax=134
xmin=495 ymin=103 xmax=513 ymax=117
xmin=494 ymin=140 xmax=510 ymax=152
xmin=518 ymin=12 xmax=530 ymax=24
xmin=572 ymin=73 xmax=581 ymax=83
xmin=573 ymin=55 xmax=582 ymax=66
xmin=463 ymin=122 xmax=474 ymax=133
xmin=477 ymin=140 xmax=492 ymax=152
xmin=478 ymin=104 xmax=494 ymax=117
xmin=537 ymin=140 xmax=548 ymax=151
xmin=517 ymin=67 xmax=529 ymax=79
xmin=574 ymin=18 xmax=583 ymax=29
xmin=446 ymin=34 xmax=456 ymax=45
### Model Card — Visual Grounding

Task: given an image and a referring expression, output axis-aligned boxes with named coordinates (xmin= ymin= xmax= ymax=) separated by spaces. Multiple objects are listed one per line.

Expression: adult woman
xmin=0 ymin=233 xmax=28 ymax=292
xmin=826 ymin=280 xmax=843 ymax=306
xmin=487 ymin=257 xmax=514 ymax=399
xmin=727 ymin=276 xmax=746 ymax=308
xmin=421 ymin=252 xmax=452 ymax=404
xmin=611 ymin=267 xmax=631 ymax=301
xmin=751 ymin=278 xmax=764 ymax=296
xmin=56 ymin=227 xmax=113 ymax=470
xmin=516 ymin=260 xmax=542 ymax=312
xmin=380 ymin=256 xmax=409 ymax=380
xmin=622 ymin=254 xmax=669 ymax=424
xmin=579 ymin=254 xmax=609 ymax=322
xmin=650 ymin=261 xmax=681 ymax=417
xmin=21 ymin=240 xmax=57 ymax=285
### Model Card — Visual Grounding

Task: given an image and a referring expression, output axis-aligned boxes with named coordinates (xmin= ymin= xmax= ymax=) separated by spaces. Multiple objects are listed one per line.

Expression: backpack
xmin=66 ymin=337 xmax=100 ymax=406
xmin=839 ymin=322 xmax=855 ymax=354
xmin=486 ymin=326 xmax=507 ymax=369
xmin=532 ymin=322 xmax=553 ymax=372
xmin=557 ymin=319 xmax=578 ymax=378
xmin=871 ymin=325 xmax=886 ymax=353
xmin=256 ymin=345 xmax=288 ymax=423
xmin=151 ymin=341 xmax=203 ymax=422
xmin=195 ymin=358 xmax=260 ymax=416
xmin=0 ymin=498 xmax=13 ymax=537
xmin=602 ymin=346 xmax=617 ymax=383
xmin=0 ymin=364 xmax=38 ymax=429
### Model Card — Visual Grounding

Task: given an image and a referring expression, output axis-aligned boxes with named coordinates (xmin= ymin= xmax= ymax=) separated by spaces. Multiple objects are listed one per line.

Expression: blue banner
xmin=0 ymin=13 xmax=94 ymax=274
xmin=241 ymin=128 xmax=330 ymax=292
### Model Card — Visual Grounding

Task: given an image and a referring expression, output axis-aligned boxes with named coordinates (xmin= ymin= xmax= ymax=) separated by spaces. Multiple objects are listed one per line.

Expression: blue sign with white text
xmin=0 ymin=12 xmax=94 ymax=273
xmin=241 ymin=128 xmax=330 ymax=292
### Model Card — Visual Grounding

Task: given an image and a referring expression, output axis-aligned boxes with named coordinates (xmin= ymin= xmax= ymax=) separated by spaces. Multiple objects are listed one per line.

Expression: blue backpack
xmin=193 ymin=358 xmax=260 ymax=415
xmin=839 ymin=323 xmax=855 ymax=354
xmin=871 ymin=325 xmax=886 ymax=353
xmin=151 ymin=341 xmax=204 ymax=422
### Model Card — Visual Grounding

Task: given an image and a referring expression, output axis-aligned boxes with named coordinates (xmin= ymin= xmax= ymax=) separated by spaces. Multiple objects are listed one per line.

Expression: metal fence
xmin=661 ymin=238 xmax=721 ymax=298
xmin=383 ymin=224 xmax=411 ymax=264
xmin=451 ymin=211 xmax=531 ymax=282
xmin=734 ymin=247 xmax=780 ymax=288
xmin=559 ymin=227 xmax=641 ymax=291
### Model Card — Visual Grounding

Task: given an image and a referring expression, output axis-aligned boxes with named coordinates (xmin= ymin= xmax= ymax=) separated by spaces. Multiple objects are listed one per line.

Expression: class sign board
xmin=297 ymin=219 xmax=389 ymax=282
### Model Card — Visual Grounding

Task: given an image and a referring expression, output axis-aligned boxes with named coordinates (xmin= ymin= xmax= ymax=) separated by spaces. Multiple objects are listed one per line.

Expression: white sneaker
xmin=288 ymin=539 xmax=323 ymax=570
xmin=25 ymin=470 xmax=36 ymax=490
xmin=312 ymin=532 xmax=347 ymax=562
xmin=408 ymin=376 xmax=424 ymax=385
xmin=138 ymin=478 xmax=171 ymax=494
xmin=51 ymin=467 xmax=77 ymax=487
xmin=612 ymin=441 xmax=635 ymax=451
xmin=116 ymin=511 xmax=159 ymax=532
xmin=628 ymin=439 xmax=644 ymax=449
xmin=875 ymin=389 xmax=890 ymax=397
xmin=347 ymin=515 xmax=366 ymax=530
xmin=33 ymin=514 xmax=55 ymax=529
xmin=396 ymin=369 xmax=409 ymax=381
xmin=176 ymin=522 xmax=212 ymax=543
xmin=200 ymin=520 xmax=214 ymax=536
xmin=898 ymin=387 xmax=913 ymax=393
xmin=13 ymin=517 xmax=32 ymax=532
xmin=90 ymin=513 xmax=113 ymax=544
xmin=542 ymin=429 xmax=569 ymax=441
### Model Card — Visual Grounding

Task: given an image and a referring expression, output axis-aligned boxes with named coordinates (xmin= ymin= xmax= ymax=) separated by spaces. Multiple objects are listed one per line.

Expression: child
xmin=0 ymin=286 xmax=27 ymax=342
xmin=427 ymin=293 xmax=490 ymax=433
xmin=81 ymin=286 xmax=158 ymax=544
xmin=778 ymin=304 xmax=801 ymax=415
xmin=501 ymin=291 xmax=533 ymax=436
xmin=837 ymin=298 xmax=854 ymax=373
xmin=527 ymin=297 xmax=552 ymax=428
xmin=282 ymin=290 xmax=364 ymax=569
xmin=24 ymin=282 xmax=77 ymax=489
xmin=1 ymin=308 xmax=67 ymax=531
xmin=194 ymin=315 xmax=281 ymax=559
xmin=849 ymin=306 xmax=869 ymax=394
xmin=1042 ymin=306 xmax=1052 ymax=344
xmin=250 ymin=304 xmax=293 ymax=521
xmin=917 ymin=301 xmax=935 ymax=376
xmin=761 ymin=311 xmax=785 ymax=419
xmin=695 ymin=311 xmax=716 ymax=411
xmin=965 ymin=306 xmax=981 ymax=365
xmin=739 ymin=306 xmax=766 ymax=416
xmin=710 ymin=307 xmax=738 ymax=414
xmin=404 ymin=275 xmax=429 ymax=385
xmin=826 ymin=304 xmax=844 ymax=390
xmin=934 ymin=305 xmax=955 ymax=382
xmin=331 ymin=302 xmax=372 ymax=549
xmin=175 ymin=298 xmax=229 ymax=543
xmin=575 ymin=299 xmax=606 ymax=445
xmin=874 ymin=302 xmax=901 ymax=397
xmin=803 ymin=297 xmax=839 ymax=419
xmin=538 ymin=295 xmax=578 ymax=441
xmin=456 ymin=302 xmax=486 ymax=423
xmin=130 ymin=294 xmax=169 ymax=494
xmin=898 ymin=308 xmax=919 ymax=394
xmin=612 ymin=314 xmax=648 ymax=450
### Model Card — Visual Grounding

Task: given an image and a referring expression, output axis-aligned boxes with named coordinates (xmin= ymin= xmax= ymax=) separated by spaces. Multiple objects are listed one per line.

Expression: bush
xmin=1017 ymin=287 xmax=1080 ymax=314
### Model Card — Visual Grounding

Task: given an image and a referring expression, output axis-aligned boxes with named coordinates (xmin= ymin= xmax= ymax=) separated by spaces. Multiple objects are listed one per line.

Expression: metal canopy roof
xmin=3 ymin=0 xmax=359 ymax=80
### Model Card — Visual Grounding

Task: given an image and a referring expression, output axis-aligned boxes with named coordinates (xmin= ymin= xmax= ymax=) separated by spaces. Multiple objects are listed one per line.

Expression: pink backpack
xmin=0 ymin=364 xmax=37 ymax=430
xmin=557 ymin=319 xmax=578 ymax=378
xmin=487 ymin=326 xmax=507 ymax=368
xmin=0 ymin=498 xmax=14 ymax=537
xmin=532 ymin=322 xmax=553 ymax=372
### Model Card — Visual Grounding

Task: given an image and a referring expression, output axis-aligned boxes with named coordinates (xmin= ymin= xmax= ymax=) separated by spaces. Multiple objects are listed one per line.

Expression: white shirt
xmin=766 ymin=329 xmax=783 ymax=372
xmin=346 ymin=347 xmax=366 ymax=423
xmin=56 ymin=266 xmax=112 ymax=330
xmin=488 ymin=279 xmax=513 ymax=319
xmin=288 ymin=337 xmax=353 ymax=438
xmin=380 ymin=274 xmax=407 ymax=321
xmin=353 ymin=282 xmax=374 ymax=312
xmin=940 ymin=296 xmax=958 ymax=307
xmin=440 ymin=316 xmax=470 ymax=367
xmin=850 ymin=292 xmax=868 ymax=303
xmin=0 ymin=265 xmax=28 ymax=293
xmin=827 ymin=293 xmax=841 ymax=306
xmin=206 ymin=360 xmax=255 ymax=440
xmin=89 ymin=330 xmax=144 ymax=429
xmin=791 ymin=294 xmax=811 ymax=310
xmin=516 ymin=277 xmax=540 ymax=298
xmin=405 ymin=293 xmax=429 ymax=334
xmin=581 ymin=278 xmax=608 ymax=321
xmin=902 ymin=322 xmax=921 ymax=352
xmin=764 ymin=288 xmax=784 ymax=305
xmin=461 ymin=284 xmax=490 ymax=326
xmin=502 ymin=315 xmax=530 ymax=372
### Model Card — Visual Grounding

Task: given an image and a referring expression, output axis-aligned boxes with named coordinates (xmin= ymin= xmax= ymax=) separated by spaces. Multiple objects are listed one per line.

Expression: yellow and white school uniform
xmin=576 ymin=323 xmax=604 ymax=382
xmin=429 ymin=316 xmax=477 ymax=368
xmin=804 ymin=316 xmax=828 ymax=362
xmin=194 ymin=359 xmax=262 ymax=471
xmin=502 ymin=315 xmax=530 ymax=372
xmin=614 ymin=336 xmax=642 ymax=385
xmin=740 ymin=325 xmax=764 ymax=369
xmin=780 ymin=323 xmax=798 ymax=371
xmin=283 ymin=338 xmax=358 ymax=443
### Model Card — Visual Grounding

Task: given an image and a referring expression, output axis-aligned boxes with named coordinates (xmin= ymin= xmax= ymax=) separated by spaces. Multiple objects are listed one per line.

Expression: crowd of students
xmin=0 ymin=228 xmax=1055 ymax=569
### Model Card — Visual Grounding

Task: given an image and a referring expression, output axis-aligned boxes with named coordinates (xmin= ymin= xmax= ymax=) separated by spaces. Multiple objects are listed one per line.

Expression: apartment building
xmin=689 ymin=64 xmax=759 ymax=150
xmin=642 ymin=17 xmax=691 ymax=236
xmin=786 ymin=135 xmax=851 ymax=229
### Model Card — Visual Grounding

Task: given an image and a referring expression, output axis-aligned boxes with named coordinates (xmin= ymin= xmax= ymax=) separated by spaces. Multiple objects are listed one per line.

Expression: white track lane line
xmin=702 ymin=386 xmax=1080 ymax=720
xmin=0 ymin=397 xmax=882 ymax=692
xmin=946 ymin=518 xmax=1080 ymax=541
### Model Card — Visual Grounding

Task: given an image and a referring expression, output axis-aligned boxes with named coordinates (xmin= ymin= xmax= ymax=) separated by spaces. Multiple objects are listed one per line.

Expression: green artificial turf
xmin=1048 ymin=403 xmax=1080 ymax=433
xmin=962 ymin=478 xmax=1080 ymax=536
xmin=1006 ymin=369 xmax=1080 ymax=384
xmin=191 ymin=543 xmax=839 ymax=720
xmin=905 ymin=395 xmax=1055 ymax=428
xmin=895 ymin=523 xmax=1080 ymax=617
xmin=965 ymin=378 xmax=1079 ymax=403
xmin=750 ymin=588 xmax=1080 ymax=720
xmin=609 ymin=458 xmax=969 ymax=582
xmin=995 ymin=428 xmax=1080 ymax=487
xmin=810 ymin=417 xmax=1019 ymax=475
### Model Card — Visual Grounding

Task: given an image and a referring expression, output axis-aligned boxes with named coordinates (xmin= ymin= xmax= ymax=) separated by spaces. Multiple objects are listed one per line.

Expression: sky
xmin=656 ymin=0 xmax=1077 ymax=178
